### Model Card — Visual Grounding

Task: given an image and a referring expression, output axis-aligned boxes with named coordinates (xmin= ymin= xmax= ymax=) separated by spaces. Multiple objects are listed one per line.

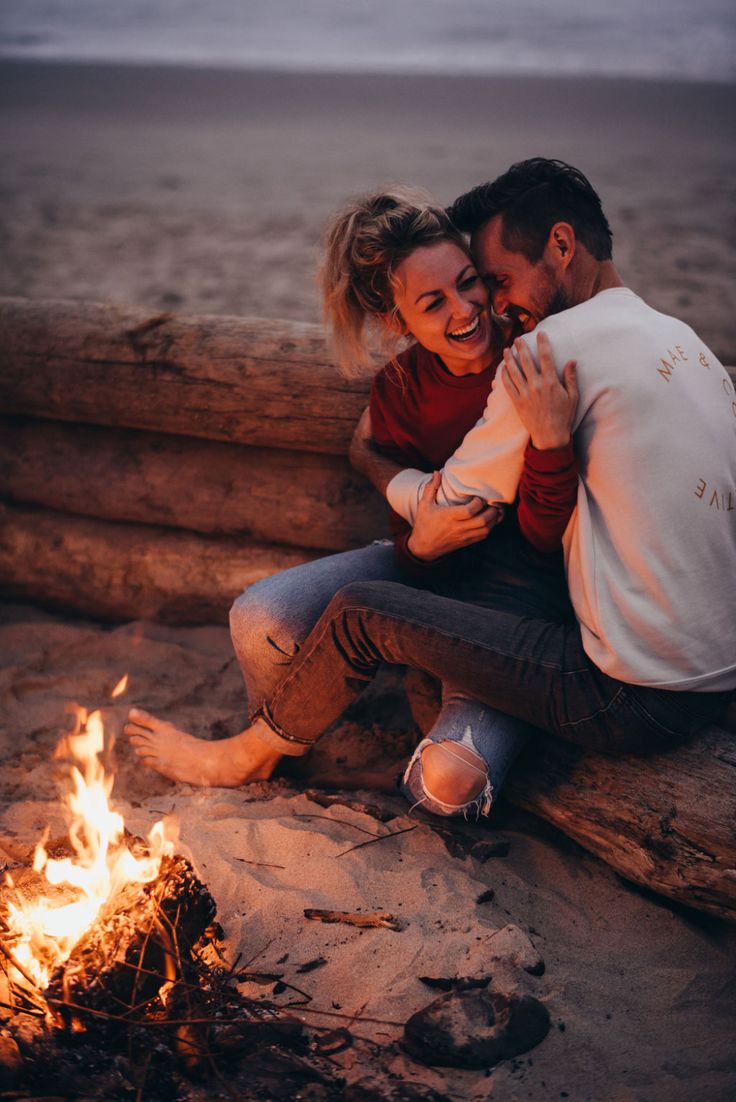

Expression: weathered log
xmin=0 ymin=298 xmax=374 ymax=454
xmin=404 ymin=669 xmax=736 ymax=922
xmin=0 ymin=503 xmax=319 ymax=624
xmin=0 ymin=416 xmax=387 ymax=552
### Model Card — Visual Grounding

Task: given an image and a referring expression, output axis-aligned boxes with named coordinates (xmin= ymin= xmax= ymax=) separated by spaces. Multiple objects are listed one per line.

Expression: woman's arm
xmin=387 ymin=332 xmax=579 ymax=541
xmin=361 ymin=381 xmax=500 ymax=570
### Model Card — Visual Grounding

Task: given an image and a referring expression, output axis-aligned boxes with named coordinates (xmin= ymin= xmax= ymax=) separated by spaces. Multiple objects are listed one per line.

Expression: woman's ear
xmin=379 ymin=310 xmax=408 ymax=338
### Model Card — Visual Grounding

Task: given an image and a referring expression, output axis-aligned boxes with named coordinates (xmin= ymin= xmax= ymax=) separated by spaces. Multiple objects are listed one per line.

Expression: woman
xmin=126 ymin=188 xmax=578 ymax=817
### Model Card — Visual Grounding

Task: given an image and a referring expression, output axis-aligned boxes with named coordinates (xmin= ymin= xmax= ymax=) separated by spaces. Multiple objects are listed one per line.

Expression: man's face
xmin=471 ymin=215 xmax=570 ymax=336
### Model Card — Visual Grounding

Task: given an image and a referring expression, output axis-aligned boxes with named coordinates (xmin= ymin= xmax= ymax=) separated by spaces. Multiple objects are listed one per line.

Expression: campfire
xmin=0 ymin=678 xmax=553 ymax=1099
xmin=4 ymin=676 xmax=180 ymax=993
xmin=0 ymin=679 xmax=322 ymax=1099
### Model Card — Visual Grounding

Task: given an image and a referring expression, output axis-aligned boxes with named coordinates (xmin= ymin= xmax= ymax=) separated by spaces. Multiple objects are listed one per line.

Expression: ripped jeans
xmin=229 ymin=540 xmax=531 ymax=818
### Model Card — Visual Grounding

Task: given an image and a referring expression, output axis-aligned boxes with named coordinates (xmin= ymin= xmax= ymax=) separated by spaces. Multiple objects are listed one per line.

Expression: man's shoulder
xmin=534 ymin=288 xmax=698 ymax=352
xmin=538 ymin=288 xmax=643 ymax=335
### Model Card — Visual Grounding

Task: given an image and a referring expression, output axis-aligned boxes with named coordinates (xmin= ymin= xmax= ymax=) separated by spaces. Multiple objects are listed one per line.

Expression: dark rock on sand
xmin=403 ymin=987 xmax=550 ymax=1069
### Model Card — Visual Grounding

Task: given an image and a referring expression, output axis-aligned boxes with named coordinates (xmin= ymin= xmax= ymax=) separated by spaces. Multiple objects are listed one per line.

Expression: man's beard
xmin=543 ymin=286 xmax=571 ymax=319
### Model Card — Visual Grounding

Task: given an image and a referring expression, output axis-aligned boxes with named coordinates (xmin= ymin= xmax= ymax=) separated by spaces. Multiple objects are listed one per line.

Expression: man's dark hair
xmin=448 ymin=158 xmax=613 ymax=262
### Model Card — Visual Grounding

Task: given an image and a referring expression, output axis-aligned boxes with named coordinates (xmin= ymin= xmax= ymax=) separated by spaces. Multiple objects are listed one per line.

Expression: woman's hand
xmin=407 ymin=472 xmax=503 ymax=561
xmin=501 ymin=331 xmax=578 ymax=450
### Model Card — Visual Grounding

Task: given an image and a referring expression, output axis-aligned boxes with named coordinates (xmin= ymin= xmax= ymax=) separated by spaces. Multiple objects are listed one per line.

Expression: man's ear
xmin=546 ymin=222 xmax=576 ymax=270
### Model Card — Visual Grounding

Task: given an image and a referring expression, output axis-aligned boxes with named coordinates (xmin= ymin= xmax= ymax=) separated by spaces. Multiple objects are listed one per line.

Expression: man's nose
xmin=491 ymin=287 xmax=508 ymax=315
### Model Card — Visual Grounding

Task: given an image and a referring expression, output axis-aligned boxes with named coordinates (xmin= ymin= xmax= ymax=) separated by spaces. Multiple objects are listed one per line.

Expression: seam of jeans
xmin=256 ymin=702 xmax=315 ymax=746
xmin=624 ymin=690 xmax=685 ymax=739
xmin=558 ymin=685 xmax=626 ymax=730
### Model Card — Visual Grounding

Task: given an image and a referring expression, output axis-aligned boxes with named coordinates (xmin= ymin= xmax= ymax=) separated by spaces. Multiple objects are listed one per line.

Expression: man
xmin=128 ymin=159 xmax=735 ymax=781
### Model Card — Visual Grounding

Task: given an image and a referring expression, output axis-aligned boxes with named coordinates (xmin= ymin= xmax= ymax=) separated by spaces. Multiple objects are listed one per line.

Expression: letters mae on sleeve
xmin=386 ymin=372 xmax=530 ymax=525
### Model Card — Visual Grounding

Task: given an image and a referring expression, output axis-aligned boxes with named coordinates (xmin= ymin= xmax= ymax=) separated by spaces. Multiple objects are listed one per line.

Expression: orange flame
xmin=111 ymin=674 xmax=129 ymax=699
xmin=6 ymin=701 xmax=174 ymax=989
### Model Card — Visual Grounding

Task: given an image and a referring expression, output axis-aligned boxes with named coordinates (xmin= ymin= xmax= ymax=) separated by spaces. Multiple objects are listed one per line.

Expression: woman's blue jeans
xmin=230 ymin=542 xmax=533 ymax=817
xmin=253 ymin=579 xmax=732 ymax=759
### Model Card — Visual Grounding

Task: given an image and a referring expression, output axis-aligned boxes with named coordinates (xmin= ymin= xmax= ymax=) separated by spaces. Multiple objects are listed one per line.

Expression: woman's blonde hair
xmin=320 ymin=186 xmax=467 ymax=376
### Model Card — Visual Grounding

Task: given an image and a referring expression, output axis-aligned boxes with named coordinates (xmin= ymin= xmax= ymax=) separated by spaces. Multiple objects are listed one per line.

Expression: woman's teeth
xmin=448 ymin=316 xmax=481 ymax=342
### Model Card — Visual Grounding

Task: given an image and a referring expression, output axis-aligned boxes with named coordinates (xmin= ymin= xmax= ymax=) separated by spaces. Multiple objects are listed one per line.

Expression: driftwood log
xmin=0 ymin=416 xmax=386 ymax=552
xmin=0 ymin=503 xmax=319 ymax=623
xmin=406 ymin=670 xmax=736 ymax=922
xmin=0 ymin=298 xmax=374 ymax=454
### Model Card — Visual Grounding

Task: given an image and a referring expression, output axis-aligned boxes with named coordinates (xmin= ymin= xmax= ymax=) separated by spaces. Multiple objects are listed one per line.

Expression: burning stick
xmin=303 ymin=909 xmax=405 ymax=932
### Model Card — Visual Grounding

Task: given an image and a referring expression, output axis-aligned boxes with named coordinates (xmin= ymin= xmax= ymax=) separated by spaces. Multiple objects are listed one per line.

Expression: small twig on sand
xmin=240 ymin=936 xmax=275 ymax=971
xmin=234 ymin=857 xmax=286 ymax=869
xmin=335 ymin=824 xmax=418 ymax=857
xmin=294 ymin=813 xmax=380 ymax=837
xmin=304 ymin=909 xmax=404 ymax=932
xmin=287 ymin=1004 xmax=403 ymax=1028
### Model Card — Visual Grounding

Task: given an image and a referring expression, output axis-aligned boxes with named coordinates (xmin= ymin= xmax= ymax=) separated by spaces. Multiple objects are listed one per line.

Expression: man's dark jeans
xmin=256 ymin=580 xmax=731 ymax=757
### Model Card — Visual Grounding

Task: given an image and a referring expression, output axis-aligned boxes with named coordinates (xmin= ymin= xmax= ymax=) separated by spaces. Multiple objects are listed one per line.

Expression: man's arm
xmin=349 ymin=407 xmax=501 ymax=560
xmin=386 ymin=332 xmax=577 ymax=526
xmin=386 ymin=384 xmax=528 ymax=525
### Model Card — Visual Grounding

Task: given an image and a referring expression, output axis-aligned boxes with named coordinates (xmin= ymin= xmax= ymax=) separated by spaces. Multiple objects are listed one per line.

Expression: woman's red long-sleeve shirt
xmin=369 ymin=343 xmax=578 ymax=575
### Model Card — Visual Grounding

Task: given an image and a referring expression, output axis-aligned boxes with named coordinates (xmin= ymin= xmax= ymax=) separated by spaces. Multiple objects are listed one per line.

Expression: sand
xmin=1 ymin=603 xmax=735 ymax=1100
xmin=1 ymin=61 xmax=735 ymax=363
xmin=1 ymin=59 xmax=736 ymax=1099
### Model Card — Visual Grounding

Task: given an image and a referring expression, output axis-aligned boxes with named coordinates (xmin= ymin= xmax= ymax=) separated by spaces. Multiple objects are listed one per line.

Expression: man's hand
xmin=349 ymin=407 xmax=402 ymax=497
xmin=501 ymin=331 xmax=578 ymax=450
xmin=407 ymin=472 xmax=503 ymax=561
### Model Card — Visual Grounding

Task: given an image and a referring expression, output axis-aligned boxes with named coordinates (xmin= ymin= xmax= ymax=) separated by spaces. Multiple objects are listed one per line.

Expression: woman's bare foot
xmin=123 ymin=708 xmax=283 ymax=787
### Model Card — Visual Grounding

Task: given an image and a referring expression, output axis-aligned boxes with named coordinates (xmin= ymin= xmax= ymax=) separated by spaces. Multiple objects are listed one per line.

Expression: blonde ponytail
xmin=319 ymin=186 xmax=465 ymax=377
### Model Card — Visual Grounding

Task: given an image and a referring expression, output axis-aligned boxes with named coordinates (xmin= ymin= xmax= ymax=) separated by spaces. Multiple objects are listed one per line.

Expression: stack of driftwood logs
xmin=0 ymin=297 xmax=386 ymax=622
xmin=1 ymin=296 xmax=735 ymax=924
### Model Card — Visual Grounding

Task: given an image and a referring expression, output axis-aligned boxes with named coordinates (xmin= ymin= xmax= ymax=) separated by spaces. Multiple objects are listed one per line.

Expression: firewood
xmin=44 ymin=854 xmax=216 ymax=1025
xmin=0 ymin=416 xmax=387 ymax=553
xmin=304 ymin=909 xmax=404 ymax=931
xmin=0 ymin=298 xmax=374 ymax=454
xmin=0 ymin=503 xmax=319 ymax=624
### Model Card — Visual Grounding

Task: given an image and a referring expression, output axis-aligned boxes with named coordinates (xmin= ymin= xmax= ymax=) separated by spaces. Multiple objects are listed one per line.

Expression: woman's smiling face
xmin=390 ymin=240 xmax=495 ymax=375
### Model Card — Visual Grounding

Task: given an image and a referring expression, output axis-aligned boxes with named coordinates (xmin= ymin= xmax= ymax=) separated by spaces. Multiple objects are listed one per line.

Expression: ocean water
xmin=0 ymin=0 xmax=734 ymax=84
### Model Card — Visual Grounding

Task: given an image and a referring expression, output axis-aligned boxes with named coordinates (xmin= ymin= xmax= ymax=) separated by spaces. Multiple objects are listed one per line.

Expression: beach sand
xmin=1 ymin=60 xmax=736 ymax=1100
xmin=1 ymin=61 xmax=735 ymax=362
xmin=1 ymin=602 xmax=735 ymax=1101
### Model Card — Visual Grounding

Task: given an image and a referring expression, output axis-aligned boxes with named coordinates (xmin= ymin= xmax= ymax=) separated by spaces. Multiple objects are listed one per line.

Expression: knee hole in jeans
xmin=420 ymin=741 xmax=488 ymax=808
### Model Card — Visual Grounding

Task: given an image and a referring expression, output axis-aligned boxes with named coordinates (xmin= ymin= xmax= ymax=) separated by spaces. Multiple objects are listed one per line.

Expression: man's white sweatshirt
xmin=387 ymin=289 xmax=736 ymax=691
